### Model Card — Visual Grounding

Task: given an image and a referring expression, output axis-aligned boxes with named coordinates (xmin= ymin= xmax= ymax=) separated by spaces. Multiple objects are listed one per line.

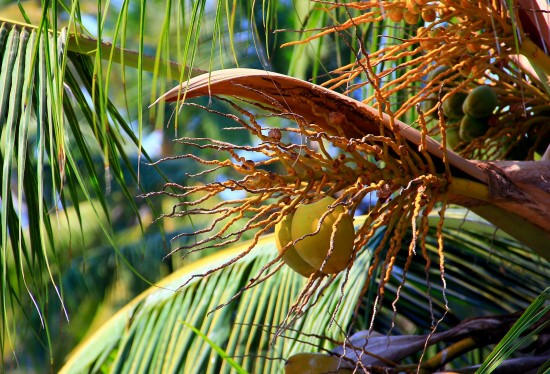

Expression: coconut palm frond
xmin=372 ymin=208 xmax=549 ymax=332
xmin=6 ymin=151 xmax=205 ymax=369
xmin=476 ymin=287 xmax=550 ymax=374
xmin=0 ymin=0 xmax=270 ymax=363
xmin=0 ymin=17 xmax=192 ymax=365
xmin=60 ymin=228 xmax=383 ymax=373
xmin=59 ymin=211 xmax=549 ymax=373
xmin=9 ymin=223 xmax=179 ymax=369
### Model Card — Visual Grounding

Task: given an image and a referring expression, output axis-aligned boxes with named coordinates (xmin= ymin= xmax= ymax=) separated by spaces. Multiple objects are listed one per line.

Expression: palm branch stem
xmin=470 ymin=205 xmax=550 ymax=260
xmin=519 ymin=37 xmax=550 ymax=83
xmin=0 ymin=17 xmax=203 ymax=79
xmin=399 ymin=337 xmax=478 ymax=373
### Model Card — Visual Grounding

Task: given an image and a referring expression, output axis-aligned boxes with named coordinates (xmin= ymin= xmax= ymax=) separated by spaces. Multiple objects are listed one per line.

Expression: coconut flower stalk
xmin=156 ymin=69 xmax=550 ymax=258
xmin=146 ymin=68 xmax=550 ymax=327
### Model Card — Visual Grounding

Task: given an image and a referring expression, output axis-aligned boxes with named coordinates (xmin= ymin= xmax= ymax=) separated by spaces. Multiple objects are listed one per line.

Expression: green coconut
xmin=444 ymin=118 xmax=462 ymax=149
xmin=427 ymin=65 xmax=450 ymax=82
xmin=291 ymin=196 xmax=355 ymax=274
xmin=459 ymin=114 xmax=489 ymax=141
xmin=442 ymin=92 xmax=468 ymax=119
xmin=462 ymin=85 xmax=498 ymax=118
xmin=275 ymin=213 xmax=317 ymax=277
xmin=421 ymin=95 xmax=439 ymax=119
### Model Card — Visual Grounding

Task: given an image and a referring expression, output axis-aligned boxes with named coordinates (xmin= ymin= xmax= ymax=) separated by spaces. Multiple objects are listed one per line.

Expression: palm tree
xmin=1 ymin=0 xmax=549 ymax=372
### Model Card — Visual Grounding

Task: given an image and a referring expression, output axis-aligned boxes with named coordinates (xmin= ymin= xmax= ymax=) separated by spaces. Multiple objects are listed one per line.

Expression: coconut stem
xmin=447 ymin=177 xmax=491 ymax=201
xmin=519 ymin=37 xmax=550 ymax=86
xmin=470 ymin=205 xmax=550 ymax=261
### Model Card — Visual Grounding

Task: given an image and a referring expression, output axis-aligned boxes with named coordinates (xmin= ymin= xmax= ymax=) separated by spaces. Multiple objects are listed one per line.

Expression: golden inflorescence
xmin=283 ymin=0 xmax=549 ymax=161
xmin=149 ymin=96 xmax=449 ymax=318
xmin=148 ymin=2 xmax=550 ymax=370
xmin=151 ymin=4 xmax=549 ymax=312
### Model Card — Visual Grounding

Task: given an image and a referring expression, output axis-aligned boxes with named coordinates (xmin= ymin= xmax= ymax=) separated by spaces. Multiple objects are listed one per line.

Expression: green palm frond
xmin=60 ymin=228 xmax=383 ymax=373
xmin=59 ymin=212 xmax=549 ymax=373
xmin=0 ymin=0 xmax=287 ymax=365
xmin=372 ymin=209 xmax=548 ymax=332
xmin=477 ymin=287 xmax=550 ymax=374
xmin=0 ymin=19 xmax=167 ymax=366
xmin=4 ymin=150 xmax=203 ymax=368
xmin=0 ymin=0 xmax=189 ymax=354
